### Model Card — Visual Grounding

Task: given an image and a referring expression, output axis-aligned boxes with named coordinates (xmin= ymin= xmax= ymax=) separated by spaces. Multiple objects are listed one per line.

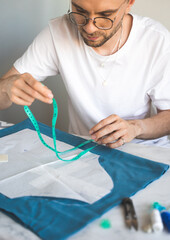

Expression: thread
xmin=150 ymin=208 xmax=164 ymax=233
xmin=152 ymin=202 xmax=166 ymax=212
xmin=161 ymin=211 xmax=170 ymax=232
xmin=143 ymin=224 xmax=152 ymax=233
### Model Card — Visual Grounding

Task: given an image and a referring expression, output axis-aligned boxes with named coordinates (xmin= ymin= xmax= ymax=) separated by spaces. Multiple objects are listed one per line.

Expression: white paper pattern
xmin=0 ymin=129 xmax=113 ymax=203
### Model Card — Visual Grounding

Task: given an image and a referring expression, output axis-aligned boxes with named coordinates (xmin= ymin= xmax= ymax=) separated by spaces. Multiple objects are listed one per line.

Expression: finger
xmin=89 ymin=114 xmax=119 ymax=135
xmin=91 ymin=120 xmax=123 ymax=141
xmin=11 ymin=73 xmax=53 ymax=103
xmin=23 ymin=74 xmax=54 ymax=100
xmin=23 ymin=84 xmax=53 ymax=104
xmin=98 ymin=129 xmax=126 ymax=145
xmin=11 ymin=81 xmax=53 ymax=105
xmin=11 ymin=86 xmax=35 ymax=104
xmin=11 ymin=95 xmax=35 ymax=106
xmin=106 ymin=137 xmax=126 ymax=149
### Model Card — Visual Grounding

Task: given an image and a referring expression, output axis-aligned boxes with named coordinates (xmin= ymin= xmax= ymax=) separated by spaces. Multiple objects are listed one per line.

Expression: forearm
xmin=130 ymin=110 xmax=170 ymax=140
xmin=0 ymin=78 xmax=12 ymax=110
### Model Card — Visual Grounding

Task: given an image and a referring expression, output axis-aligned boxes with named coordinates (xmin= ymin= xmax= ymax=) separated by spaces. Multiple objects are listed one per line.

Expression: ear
xmin=125 ymin=0 xmax=135 ymax=14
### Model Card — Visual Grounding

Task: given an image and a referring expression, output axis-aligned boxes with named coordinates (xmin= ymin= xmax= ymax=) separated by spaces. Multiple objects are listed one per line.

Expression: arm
xmin=89 ymin=110 xmax=170 ymax=148
xmin=0 ymin=66 xmax=54 ymax=110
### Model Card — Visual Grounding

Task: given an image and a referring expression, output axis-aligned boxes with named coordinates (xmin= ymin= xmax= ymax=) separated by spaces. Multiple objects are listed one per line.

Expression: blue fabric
xmin=0 ymin=119 xmax=169 ymax=240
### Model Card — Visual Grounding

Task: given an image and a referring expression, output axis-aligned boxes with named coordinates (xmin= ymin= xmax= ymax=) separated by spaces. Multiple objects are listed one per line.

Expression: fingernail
xmin=48 ymin=93 xmax=53 ymax=98
xmin=89 ymin=130 xmax=94 ymax=134
xmin=48 ymin=99 xmax=53 ymax=104
xmin=91 ymin=135 xmax=96 ymax=140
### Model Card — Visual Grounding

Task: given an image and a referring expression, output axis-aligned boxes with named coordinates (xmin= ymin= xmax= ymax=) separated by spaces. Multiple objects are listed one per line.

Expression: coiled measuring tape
xmin=24 ymin=98 xmax=96 ymax=162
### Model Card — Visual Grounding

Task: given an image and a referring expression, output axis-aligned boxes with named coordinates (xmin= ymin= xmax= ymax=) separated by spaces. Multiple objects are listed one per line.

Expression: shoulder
xmin=133 ymin=14 xmax=170 ymax=37
xmin=49 ymin=15 xmax=70 ymax=30
xmin=132 ymin=14 xmax=170 ymax=51
xmin=31 ymin=15 xmax=77 ymax=45
xmin=48 ymin=14 xmax=78 ymax=42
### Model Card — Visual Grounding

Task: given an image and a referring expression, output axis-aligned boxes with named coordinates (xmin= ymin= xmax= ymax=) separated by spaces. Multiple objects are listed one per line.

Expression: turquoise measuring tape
xmin=24 ymin=98 xmax=96 ymax=162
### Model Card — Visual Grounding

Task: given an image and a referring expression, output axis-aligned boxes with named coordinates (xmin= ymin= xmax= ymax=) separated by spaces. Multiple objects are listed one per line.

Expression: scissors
xmin=122 ymin=197 xmax=138 ymax=230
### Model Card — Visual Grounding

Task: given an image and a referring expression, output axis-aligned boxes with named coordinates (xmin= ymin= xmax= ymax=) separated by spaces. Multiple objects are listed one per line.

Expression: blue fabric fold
xmin=0 ymin=119 xmax=169 ymax=240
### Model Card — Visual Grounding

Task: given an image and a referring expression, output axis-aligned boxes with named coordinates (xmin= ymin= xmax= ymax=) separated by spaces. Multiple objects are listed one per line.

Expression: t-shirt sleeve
xmin=14 ymin=26 xmax=59 ymax=81
xmin=148 ymin=51 xmax=170 ymax=110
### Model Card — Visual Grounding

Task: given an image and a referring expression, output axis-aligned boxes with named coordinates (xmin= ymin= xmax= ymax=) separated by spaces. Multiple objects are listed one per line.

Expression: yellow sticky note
xmin=0 ymin=155 xmax=8 ymax=162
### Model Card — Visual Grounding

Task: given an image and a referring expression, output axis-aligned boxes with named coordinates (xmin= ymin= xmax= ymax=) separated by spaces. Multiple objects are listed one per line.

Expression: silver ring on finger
xmin=121 ymin=137 xmax=125 ymax=146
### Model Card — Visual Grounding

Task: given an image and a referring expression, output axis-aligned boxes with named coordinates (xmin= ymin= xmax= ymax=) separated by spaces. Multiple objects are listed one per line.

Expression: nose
xmin=82 ymin=18 xmax=98 ymax=34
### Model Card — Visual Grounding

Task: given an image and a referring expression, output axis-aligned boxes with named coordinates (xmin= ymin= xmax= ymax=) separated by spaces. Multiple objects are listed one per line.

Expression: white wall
xmin=132 ymin=0 xmax=170 ymax=30
xmin=0 ymin=0 xmax=170 ymax=132
xmin=0 ymin=0 xmax=69 ymax=131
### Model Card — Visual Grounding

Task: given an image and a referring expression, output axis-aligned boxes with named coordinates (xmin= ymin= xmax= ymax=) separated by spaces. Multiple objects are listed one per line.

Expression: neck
xmin=93 ymin=27 xmax=122 ymax=56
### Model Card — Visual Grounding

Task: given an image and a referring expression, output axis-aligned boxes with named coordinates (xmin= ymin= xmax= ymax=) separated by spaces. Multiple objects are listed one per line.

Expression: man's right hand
xmin=0 ymin=67 xmax=54 ymax=109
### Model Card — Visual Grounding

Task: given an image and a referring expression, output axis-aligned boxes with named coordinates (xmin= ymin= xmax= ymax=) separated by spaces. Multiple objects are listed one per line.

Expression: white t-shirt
xmin=14 ymin=14 xmax=170 ymax=146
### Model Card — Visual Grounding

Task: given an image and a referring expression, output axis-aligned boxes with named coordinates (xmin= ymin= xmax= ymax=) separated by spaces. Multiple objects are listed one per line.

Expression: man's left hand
xmin=89 ymin=114 xmax=140 ymax=148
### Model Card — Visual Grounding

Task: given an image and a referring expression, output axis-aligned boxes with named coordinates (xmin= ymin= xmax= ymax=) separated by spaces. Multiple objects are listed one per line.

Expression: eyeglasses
xmin=68 ymin=0 xmax=126 ymax=30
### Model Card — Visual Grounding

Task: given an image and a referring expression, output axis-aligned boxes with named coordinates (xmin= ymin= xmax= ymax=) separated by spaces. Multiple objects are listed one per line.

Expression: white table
xmin=0 ymin=122 xmax=170 ymax=240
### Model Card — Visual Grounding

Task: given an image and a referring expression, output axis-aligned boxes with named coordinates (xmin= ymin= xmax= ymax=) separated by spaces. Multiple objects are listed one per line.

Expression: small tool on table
xmin=122 ymin=197 xmax=138 ymax=230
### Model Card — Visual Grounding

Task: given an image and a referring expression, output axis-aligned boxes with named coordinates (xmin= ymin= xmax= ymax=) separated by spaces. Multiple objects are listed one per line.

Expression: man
xmin=0 ymin=0 xmax=170 ymax=148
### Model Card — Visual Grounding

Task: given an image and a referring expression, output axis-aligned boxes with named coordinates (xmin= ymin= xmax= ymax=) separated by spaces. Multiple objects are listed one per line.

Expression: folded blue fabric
xmin=0 ymin=119 xmax=169 ymax=240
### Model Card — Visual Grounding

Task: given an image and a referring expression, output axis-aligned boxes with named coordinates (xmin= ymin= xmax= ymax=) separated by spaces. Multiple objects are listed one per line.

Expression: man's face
xmin=71 ymin=0 xmax=129 ymax=48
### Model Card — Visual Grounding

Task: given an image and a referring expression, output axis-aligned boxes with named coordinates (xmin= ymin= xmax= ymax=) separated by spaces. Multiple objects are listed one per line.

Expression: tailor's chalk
xmin=0 ymin=154 xmax=8 ymax=162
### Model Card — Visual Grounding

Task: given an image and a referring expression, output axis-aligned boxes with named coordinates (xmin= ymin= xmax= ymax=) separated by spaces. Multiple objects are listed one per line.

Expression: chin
xmin=83 ymin=38 xmax=105 ymax=48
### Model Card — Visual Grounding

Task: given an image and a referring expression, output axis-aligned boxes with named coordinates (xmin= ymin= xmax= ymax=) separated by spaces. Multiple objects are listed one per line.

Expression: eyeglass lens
xmin=69 ymin=13 xmax=113 ymax=30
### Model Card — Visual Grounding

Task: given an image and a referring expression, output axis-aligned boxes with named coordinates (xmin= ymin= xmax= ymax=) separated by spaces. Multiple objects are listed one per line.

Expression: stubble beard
xmin=79 ymin=20 xmax=122 ymax=48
